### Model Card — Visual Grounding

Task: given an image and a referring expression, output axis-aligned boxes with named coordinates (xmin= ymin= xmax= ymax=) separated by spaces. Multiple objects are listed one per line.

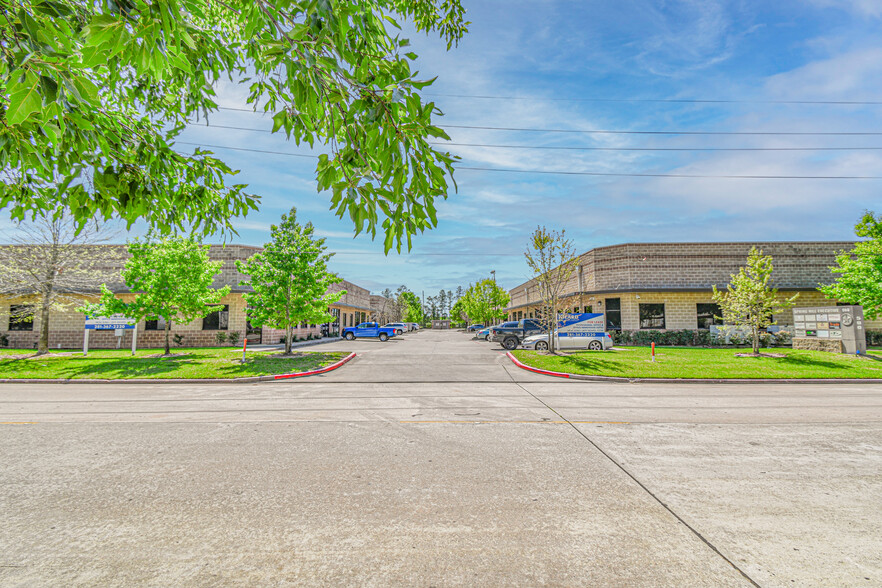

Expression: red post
xmin=651 ymin=341 xmax=655 ymax=362
xmin=242 ymin=337 xmax=248 ymax=363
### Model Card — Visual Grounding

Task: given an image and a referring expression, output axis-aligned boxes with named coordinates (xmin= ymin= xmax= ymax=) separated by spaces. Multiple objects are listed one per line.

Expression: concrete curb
xmin=505 ymin=351 xmax=882 ymax=384
xmin=0 ymin=352 xmax=357 ymax=385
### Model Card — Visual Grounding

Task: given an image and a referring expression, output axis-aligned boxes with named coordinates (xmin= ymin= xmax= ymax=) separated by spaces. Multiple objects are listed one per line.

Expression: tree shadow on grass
xmin=534 ymin=352 xmax=628 ymax=376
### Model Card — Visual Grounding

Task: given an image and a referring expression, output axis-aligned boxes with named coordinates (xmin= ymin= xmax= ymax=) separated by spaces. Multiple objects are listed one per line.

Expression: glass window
xmin=202 ymin=305 xmax=229 ymax=330
xmin=639 ymin=303 xmax=665 ymax=329
xmin=605 ymin=298 xmax=621 ymax=331
xmin=697 ymin=303 xmax=723 ymax=329
xmin=583 ymin=305 xmax=592 ymax=314
xmin=8 ymin=305 xmax=34 ymax=331
xmin=145 ymin=317 xmax=169 ymax=331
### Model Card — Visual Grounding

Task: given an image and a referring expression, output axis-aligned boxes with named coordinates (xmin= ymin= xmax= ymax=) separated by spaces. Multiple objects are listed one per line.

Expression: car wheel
xmin=484 ymin=334 xmax=490 ymax=341
xmin=344 ymin=332 xmax=355 ymax=341
xmin=396 ymin=329 xmax=403 ymax=335
xmin=535 ymin=341 xmax=548 ymax=351
xmin=588 ymin=340 xmax=602 ymax=350
xmin=379 ymin=332 xmax=389 ymax=342
xmin=502 ymin=337 xmax=518 ymax=351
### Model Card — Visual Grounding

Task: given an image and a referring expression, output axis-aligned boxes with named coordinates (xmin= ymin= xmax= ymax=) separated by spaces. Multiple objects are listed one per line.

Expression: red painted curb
xmin=273 ymin=352 xmax=357 ymax=380
xmin=506 ymin=351 xmax=571 ymax=378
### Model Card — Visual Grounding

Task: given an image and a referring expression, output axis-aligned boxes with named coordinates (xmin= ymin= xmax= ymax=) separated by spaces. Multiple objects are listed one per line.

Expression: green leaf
xmin=7 ymin=82 xmax=42 ymax=125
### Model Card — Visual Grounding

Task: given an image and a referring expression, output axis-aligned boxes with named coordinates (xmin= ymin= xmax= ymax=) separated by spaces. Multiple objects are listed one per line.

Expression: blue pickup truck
xmin=342 ymin=322 xmax=398 ymax=342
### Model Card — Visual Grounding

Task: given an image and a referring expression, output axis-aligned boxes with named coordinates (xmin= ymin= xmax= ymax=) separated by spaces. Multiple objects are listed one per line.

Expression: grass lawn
xmin=512 ymin=346 xmax=882 ymax=379
xmin=0 ymin=347 xmax=349 ymax=380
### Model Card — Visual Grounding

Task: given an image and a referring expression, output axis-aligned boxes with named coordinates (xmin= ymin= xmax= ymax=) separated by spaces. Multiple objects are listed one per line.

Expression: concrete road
xmin=1 ymin=329 xmax=880 ymax=586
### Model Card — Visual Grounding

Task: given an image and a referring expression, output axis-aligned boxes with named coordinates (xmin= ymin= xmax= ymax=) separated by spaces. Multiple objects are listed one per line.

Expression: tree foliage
xmin=524 ymin=226 xmax=578 ymax=352
xmin=0 ymin=211 xmax=120 ymax=353
xmin=237 ymin=207 xmax=343 ymax=354
xmin=458 ymin=278 xmax=509 ymax=326
xmin=1 ymin=0 xmax=467 ymax=249
xmin=819 ymin=211 xmax=882 ymax=319
xmin=712 ymin=246 xmax=798 ymax=355
xmin=94 ymin=237 xmax=229 ymax=354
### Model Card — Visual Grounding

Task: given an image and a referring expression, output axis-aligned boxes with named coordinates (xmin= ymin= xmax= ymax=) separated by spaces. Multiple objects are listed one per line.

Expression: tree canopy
xmin=459 ymin=279 xmax=508 ymax=326
xmin=237 ymin=206 xmax=343 ymax=354
xmin=1 ymin=0 xmax=467 ymax=250
xmin=94 ymin=237 xmax=229 ymax=354
xmin=819 ymin=211 xmax=882 ymax=319
xmin=524 ymin=226 xmax=578 ymax=352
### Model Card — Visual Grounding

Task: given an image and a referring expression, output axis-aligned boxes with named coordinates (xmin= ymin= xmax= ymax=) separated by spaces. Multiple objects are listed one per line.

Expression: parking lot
xmin=1 ymin=329 xmax=880 ymax=586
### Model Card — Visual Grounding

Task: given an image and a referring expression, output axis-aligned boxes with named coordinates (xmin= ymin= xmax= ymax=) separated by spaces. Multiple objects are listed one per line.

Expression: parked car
xmin=342 ymin=322 xmax=397 ymax=341
xmin=521 ymin=331 xmax=613 ymax=351
xmin=404 ymin=322 xmax=420 ymax=331
xmin=383 ymin=322 xmax=408 ymax=335
xmin=491 ymin=318 xmax=545 ymax=350
xmin=481 ymin=321 xmax=519 ymax=343
xmin=466 ymin=324 xmax=485 ymax=332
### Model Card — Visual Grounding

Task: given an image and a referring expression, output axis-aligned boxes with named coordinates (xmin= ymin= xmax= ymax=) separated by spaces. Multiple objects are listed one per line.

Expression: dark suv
xmin=490 ymin=318 xmax=545 ymax=350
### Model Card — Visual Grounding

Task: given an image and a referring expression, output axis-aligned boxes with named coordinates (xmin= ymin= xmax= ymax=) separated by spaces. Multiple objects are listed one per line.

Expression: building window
xmin=583 ymin=305 xmax=592 ymax=314
xmin=697 ymin=303 xmax=723 ymax=329
xmin=639 ymin=303 xmax=665 ymax=329
xmin=202 ymin=305 xmax=229 ymax=330
xmin=605 ymin=298 xmax=621 ymax=331
xmin=8 ymin=305 xmax=34 ymax=331
xmin=145 ymin=317 xmax=169 ymax=331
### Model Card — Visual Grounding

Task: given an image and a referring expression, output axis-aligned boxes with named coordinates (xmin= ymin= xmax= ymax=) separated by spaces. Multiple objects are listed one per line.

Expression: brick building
xmin=505 ymin=241 xmax=882 ymax=332
xmin=0 ymin=244 xmax=375 ymax=349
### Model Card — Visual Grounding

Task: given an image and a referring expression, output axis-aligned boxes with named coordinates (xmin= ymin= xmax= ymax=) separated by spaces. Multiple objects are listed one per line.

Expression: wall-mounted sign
xmin=793 ymin=305 xmax=866 ymax=354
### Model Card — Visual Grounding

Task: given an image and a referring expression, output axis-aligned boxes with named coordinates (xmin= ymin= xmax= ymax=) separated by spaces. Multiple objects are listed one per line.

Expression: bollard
xmin=651 ymin=341 xmax=655 ymax=362
xmin=242 ymin=337 xmax=248 ymax=364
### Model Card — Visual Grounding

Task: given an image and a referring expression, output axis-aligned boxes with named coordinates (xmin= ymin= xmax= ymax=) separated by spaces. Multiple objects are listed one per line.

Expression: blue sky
xmin=26 ymin=0 xmax=882 ymax=297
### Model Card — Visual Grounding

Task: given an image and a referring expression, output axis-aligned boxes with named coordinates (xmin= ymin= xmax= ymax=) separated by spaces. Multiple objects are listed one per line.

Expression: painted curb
xmin=0 ymin=352 xmax=357 ymax=385
xmin=505 ymin=351 xmax=882 ymax=384
xmin=273 ymin=352 xmax=356 ymax=380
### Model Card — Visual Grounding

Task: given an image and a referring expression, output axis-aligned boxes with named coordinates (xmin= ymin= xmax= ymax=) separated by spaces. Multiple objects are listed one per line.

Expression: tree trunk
xmin=164 ymin=319 xmax=171 ymax=356
xmin=752 ymin=326 xmax=760 ymax=355
xmin=285 ymin=325 xmax=293 ymax=355
xmin=37 ymin=290 xmax=51 ymax=355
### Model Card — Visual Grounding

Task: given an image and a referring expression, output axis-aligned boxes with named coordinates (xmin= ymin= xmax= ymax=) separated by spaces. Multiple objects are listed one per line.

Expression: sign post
xmin=83 ymin=315 xmax=137 ymax=357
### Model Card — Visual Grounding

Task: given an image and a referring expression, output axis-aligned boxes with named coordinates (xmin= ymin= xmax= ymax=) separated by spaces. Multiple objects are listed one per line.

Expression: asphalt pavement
xmin=1 ymin=329 xmax=880 ymax=586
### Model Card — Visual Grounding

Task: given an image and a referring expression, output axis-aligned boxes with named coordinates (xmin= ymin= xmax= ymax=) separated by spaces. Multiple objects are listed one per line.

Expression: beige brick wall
xmin=508 ymin=290 xmax=882 ymax=331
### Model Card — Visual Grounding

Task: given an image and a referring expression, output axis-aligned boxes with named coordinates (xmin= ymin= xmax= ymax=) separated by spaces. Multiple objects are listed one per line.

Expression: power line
xmin=443 ymin=124 xmax=882 ymax=136
xmin=215 ymin=106 xmax=882 ymax=136
xmin=423 ymin=93 xmax=882 ymax=106
xmin=177 ymin=141 xmax=882 ymax=179
xmin=183 ymin=124 xmax=882 ymax=151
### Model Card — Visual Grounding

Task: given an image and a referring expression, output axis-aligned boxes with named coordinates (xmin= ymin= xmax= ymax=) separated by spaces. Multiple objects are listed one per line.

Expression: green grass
xmin=512 ymin=346 xmax=882 ymax=379
xmin=0 ymin=347 xmax=349 ymax=380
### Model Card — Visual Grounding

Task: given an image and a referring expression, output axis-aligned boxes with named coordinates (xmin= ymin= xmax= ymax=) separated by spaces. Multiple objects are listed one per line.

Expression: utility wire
xmin=183 ymin=124 xmax=882 ymax=151
xmin=215 ymin=106 xmax=882 ymax=136
xmin=423 ymin=93 xmax=882 ymax=106
xmin=178 ymin=141 xmax=882 ymax=179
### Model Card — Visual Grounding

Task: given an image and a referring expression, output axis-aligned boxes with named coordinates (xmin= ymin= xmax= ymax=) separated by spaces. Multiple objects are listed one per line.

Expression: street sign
xmin=85 ymin=315 xmax=136 ymax=330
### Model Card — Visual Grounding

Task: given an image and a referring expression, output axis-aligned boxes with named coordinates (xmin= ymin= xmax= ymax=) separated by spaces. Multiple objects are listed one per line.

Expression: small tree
xmin=819 ymin=211 xmax=882 ymax=319
xmin=712 ymin=247 xmax=799 ymax=355
xmin=237 ymin=207 xmax=344 ymax=355
xmin=524 ymin=227 xmax=579 ymax=353
xmin=95 ymin=237 xmax=230 ymax=355
xmin=0 ymin=210 xmax=120 ymax=354
xmin=461 ymin=279 xmax=509 ymax=326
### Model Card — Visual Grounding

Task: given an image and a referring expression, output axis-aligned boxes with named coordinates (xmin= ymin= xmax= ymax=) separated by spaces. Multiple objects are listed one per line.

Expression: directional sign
xmin=85 ymin=314 xmax=136 ymax=330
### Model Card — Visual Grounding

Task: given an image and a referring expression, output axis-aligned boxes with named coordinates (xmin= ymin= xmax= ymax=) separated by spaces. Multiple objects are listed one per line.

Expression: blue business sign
xmin=85 ymin=315 xmax=136 ymax=330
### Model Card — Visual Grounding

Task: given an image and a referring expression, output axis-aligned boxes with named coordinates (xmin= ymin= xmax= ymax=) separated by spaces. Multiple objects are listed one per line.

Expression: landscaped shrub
xmin=0 ymin=333 xmax=8 ymax=347
xmin=610 ymin=329 xmax=793 ymax=348
xmin=215 ymin=331 xmax=228 ymax=345
xmin=867 ymin=330 xmax=882 ymax=346
xmin=227 ymin=331 xmax=240 ymax=346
